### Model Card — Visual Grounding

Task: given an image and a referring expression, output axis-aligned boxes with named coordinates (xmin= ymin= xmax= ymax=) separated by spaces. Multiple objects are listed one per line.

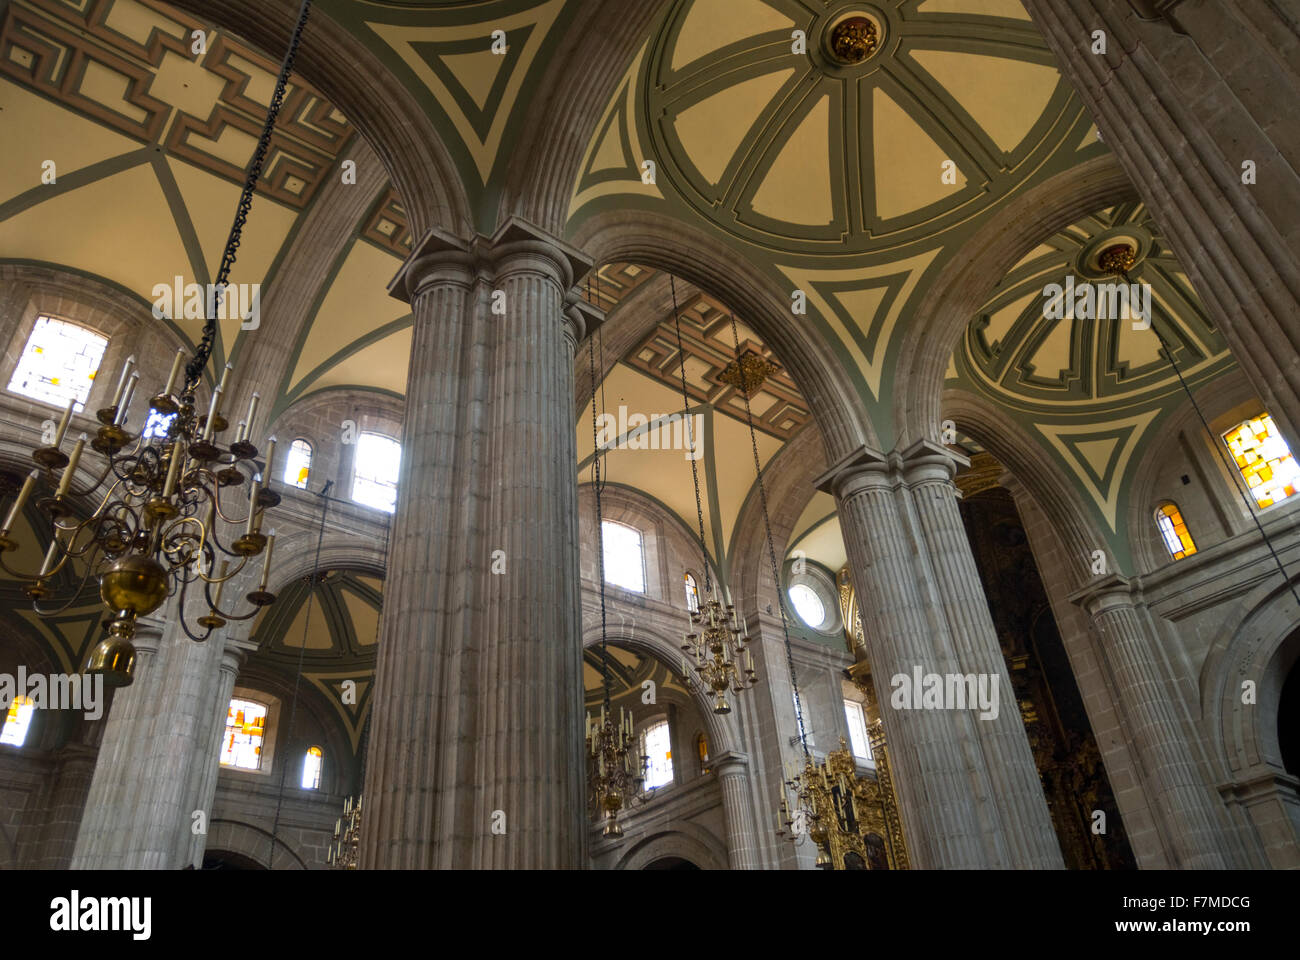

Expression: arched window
xmin=641 ymin=719 xmax=673 ymax=788
xmin=284 ymin=439 xmax=313 ymax=490
xmin=220 ymin=697 xmax=268 ymax=770
xmin=601 ymin=520 xmax=645 ymax=593
xmin=7 ymin=315 xmax=107 ymax=411
xmin=1154 ymin=502 xmax=1196 ymax=560
xmin=142 ymin=409 xmax=176 ymax=439
xmin=1223 ymin=413 xmax=1300 ymax=508
xmin=843 ymin=698 xmax=872 ymax=761
xmin=301 ymin=745 xmax=322 ymax=790
xmin=696 ymin=732 xmax=710 ymax=774
xmin=788 ymin=583 xmax=826 ymax=629
xmin=684 ymin=572 xmax=700 ymax=613
xmin=352 ymin=432 xmax=401 ymax=512
xmin=0 ymin=695 xmax=35 ymax=747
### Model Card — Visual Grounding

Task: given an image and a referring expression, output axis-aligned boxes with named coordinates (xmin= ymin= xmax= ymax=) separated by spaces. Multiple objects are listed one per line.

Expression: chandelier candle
xmin=54 ymin=434 xmax=87 ymax=499
xmin=113 ymin=373 xmax=139 ymax=427
xmin=110 ymin=355 xmax=136 ymax=409
xmin=1 ymin=471 xmax=38 ymax=535
xmin=162 ymin=348 xmax=184 ymax=399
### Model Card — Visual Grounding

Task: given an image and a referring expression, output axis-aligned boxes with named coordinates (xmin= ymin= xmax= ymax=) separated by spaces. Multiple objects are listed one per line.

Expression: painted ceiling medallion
xmin=827 ymin=15 xmax=880 ymax=64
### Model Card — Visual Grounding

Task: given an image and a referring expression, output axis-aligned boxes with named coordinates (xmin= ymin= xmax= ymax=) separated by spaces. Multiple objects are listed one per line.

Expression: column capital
xmin=218 ymin=635 xmax=259 ymax=676
xmin=564 ymin=294 xmax=605 ymax=350
xmin=387 ymin=225 xmax=476 ymax=304
xmin=712 ymin=750 xmax=750 ymax=778
xmin=486 ymin=216 xmax=592 ymax=291
xmin=1067 ymin=572 xmax=1142 ymax=615
xmin=814 ymin=439 xmax=969 ymax=498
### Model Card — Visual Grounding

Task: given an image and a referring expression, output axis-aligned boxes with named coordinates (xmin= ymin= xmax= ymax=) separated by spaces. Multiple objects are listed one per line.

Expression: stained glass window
xmin=284 ymin=439 xmax=312 ymax=490
xmin=7 ymin=316 xmax=107 ymax=411
xmin=352 ymin=432 xmax=400 ymax=513
xmin=684 ymin=572 xmax=700 ymax=612
xmin=301 ymin=745 xmax=322 ymax=789
xmin=1223 ymin=414 xmax=1300 ymax=508
xmin=0 ymin=695 xmax=35 ymax=747
xmin=220 ymin=697 xmax=267 ymax=770
xmin=1155 ymin=502 xmax=1196 ymax=560
xmin=696 ymin=732 xmax=710 ymax=774
xmin=142 ymin=409 xmax=176 ymax=439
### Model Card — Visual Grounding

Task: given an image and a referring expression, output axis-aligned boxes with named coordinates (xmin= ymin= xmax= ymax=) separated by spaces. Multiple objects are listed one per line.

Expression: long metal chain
xmin=588 ymin=291 xmax=611 ymax=714
xmin=185 ymin=0 xmax=312 ymax=392
xmin=727 ymin=312 xmax=809 ymax=758
xmin=669 ymin=276 xmax=712 ymax=594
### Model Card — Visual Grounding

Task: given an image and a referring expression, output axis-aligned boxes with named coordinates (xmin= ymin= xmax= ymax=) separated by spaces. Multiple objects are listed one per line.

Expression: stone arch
xmin=205 ymin=818 xmax=307 ymax=870
xmin=1203 ymin=578 xmax=1300 ymax=778
xmin=163 ymin=0 xmax=471 ymax=236
xmin=570 ymin=210 xmax=874 ymax=465
xmin=581 ymin=623 xmax=737 ymax=758
xmin=893 ymin=154 xmax=1137 ymax=447
xmin=264 ymin=539 xmax=386 ymax=598
xmin=941 ymin=388 xmax=1115 ymax=588
xmin=612 ymin=820 xmax=729 ymax=871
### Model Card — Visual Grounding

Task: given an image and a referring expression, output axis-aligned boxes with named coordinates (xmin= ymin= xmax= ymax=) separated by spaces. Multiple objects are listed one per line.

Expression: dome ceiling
xmin=568 ymin=0 xmax=1107 ymax=441
xmin=947 ymin=203 xmax=1240 ymax=561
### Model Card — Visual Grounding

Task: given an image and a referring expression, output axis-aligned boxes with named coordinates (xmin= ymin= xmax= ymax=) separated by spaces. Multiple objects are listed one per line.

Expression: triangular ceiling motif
xmin=1033 ymin=408 xmax=1160 ymax=530
xmin=303 ymin=671 xmax=373 ymax=752
xmin=779 ymin=246 xmax=941 ymax=399
xmin=366 ymin=0 xmax=565 ymax=184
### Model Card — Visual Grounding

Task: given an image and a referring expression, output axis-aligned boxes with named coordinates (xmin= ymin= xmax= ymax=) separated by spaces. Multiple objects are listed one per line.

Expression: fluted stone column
xmin=713 ymin=751 xmax=758 ymax=869
xmin=1069 ymin=574 xmax=1235 ymax=867
xmin=34 ymin=742 xmax=98 ymax=868
xmin=359 ymin=218 xmax=590 ymax=869
xmin=1021 ymin=0 xmax=1300 ymax=444
xmin=184 ymin=636 xmax=258 ymax=868
xmin=902 ymin=440 xmax=1063 ymax=868
xmin=818 ymin=444 xmax=1062 ymax=868
xmin=71 ymin=600 xmax=232 ymax=869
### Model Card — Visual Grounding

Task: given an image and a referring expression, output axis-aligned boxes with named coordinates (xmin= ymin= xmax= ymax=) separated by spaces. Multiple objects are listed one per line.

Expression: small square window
xmin=7 ymin=316 xmax=107 ymax=412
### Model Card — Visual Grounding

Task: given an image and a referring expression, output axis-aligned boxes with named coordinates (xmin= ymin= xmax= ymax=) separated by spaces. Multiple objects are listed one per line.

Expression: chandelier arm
xmin=668 ymin=277 xmax=712 ymax=594
xmin=183 ymin=0 xmax=312 ymax=392
xmin=726 ymin=311 xmax=810 ymax=758
xmin=32 ymin=555 xmax=101 ymax=618
xmin=63 ymin=460 xmax=118 ymax=502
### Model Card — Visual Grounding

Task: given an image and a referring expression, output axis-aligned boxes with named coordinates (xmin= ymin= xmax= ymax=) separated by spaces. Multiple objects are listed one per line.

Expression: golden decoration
xmin=828 ymin=17 xmax=879 ymax=64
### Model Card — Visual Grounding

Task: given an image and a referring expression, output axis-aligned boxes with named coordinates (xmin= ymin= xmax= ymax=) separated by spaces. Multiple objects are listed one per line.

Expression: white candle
xmin=52 ymin=396 xmax=75 ymax=448
xmin=111 ymin=355 xmax=136 ymax=407
xmin=203 ymin=388 xmax=223 ymax=441
xmin=258 ymin=529 xmax=275 ymax=590
xmin=163 ymin=348 xmax=185 ymax=397
xmin=114 ymin=372 xmax=139 ymax=426
xmin=37 ymin=535 xmax=60 ymax=578
xmin=263 ymin=436 xmax=277 ymax=485
xmin=3 ymin=470 xmax=39 ymax=533
xmin=217 ymin=362 xmax=233 ymax=398
xmin=245 ymin=392 xmax=260 ymax=439
xmin=161 ymin=440 xmax=182 ymax=497
xmin=211 ymin=559 xmax=229 ymax=608
xmin=55 ymin=434 xmax=87 ymax=498
xmin=246 ymin=476 xmax=261 ymax=535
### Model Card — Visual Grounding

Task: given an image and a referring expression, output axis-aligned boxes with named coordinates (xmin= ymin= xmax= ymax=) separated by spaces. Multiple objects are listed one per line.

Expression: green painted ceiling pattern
xmin=315 ymin=0 xmax=574 ymax=228
xmin=567 ymin=0 xmax=1107 ymax=445
xmin=947 ymin=203 xmax=1239 ymax=568
xmin=250 ymin=569 xmax=383 ymax=754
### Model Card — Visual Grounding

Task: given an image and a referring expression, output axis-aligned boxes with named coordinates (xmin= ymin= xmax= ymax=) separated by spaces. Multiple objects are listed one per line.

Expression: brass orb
xmin=99 ymin=554 xmax=169 ymax=618
xmin=86 ymin=635 xmax=137 ymax=687
xmin=829 ymin=16 xmax=879 ymax=64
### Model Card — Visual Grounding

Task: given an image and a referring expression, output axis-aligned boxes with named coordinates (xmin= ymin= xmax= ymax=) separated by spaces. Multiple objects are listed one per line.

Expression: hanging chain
xmin=669 ymin=276 xmax=713 ymax=594
xmin=588 ymin=293 xmax=611 ymax=713
xmin=727 ymin=312 xmax=809 ymax=758
xmin=1116 ymin=266 xmax=1300 ymax=612
xmin=184 ymin=0 xmax=312 ymax=392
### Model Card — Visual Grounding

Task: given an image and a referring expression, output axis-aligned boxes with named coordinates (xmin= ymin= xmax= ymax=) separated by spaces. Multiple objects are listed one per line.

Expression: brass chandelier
xmin=668 ymin=278 xmax=757 ymax=713
xmin=585 ymin=314 xmax=648 ymax=838
xmin=0 ymin=1 xmax=313 ymax=686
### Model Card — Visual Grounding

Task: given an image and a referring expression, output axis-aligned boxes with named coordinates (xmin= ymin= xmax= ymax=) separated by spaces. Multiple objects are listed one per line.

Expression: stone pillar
xmin=33 ymin=742 xmax=98 ymax=869
xmin=71 ymin=604 xmax=230 ymax=869
xmin=1220 ymin=772 xmax=1300 ymax=870
xmin=1021 ymin=0 xmax=1300 ymax=444
xmin=818 ymin=444 xmax=1063 ymax=868
xmin=1069 ymin=574 xmax=1236 ymax=867
xmin=359 ymin=218 xmax=590 ymax=869
xmin=713 ymin=751 xmax=758 ymax=869
xmin=184 ymin=635 xmax=258 ymax=868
